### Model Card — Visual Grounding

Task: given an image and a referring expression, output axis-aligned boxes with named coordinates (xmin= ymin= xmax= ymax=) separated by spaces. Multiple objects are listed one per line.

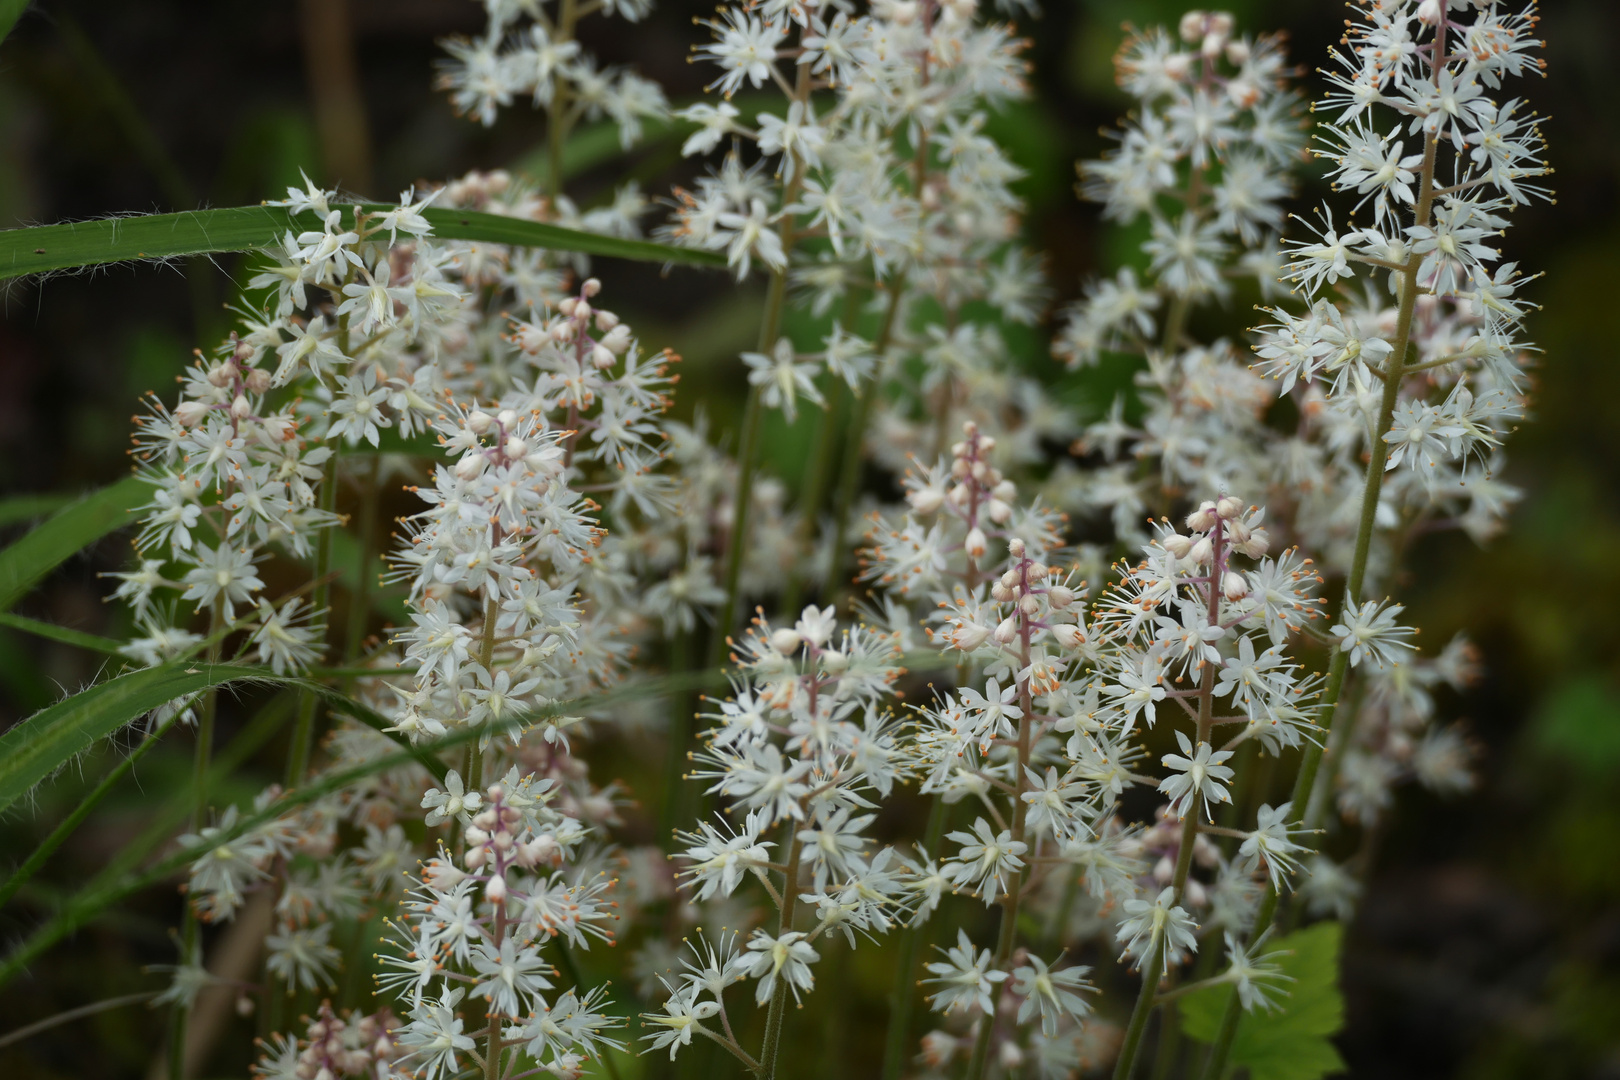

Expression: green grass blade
xmin=0 ymin=203 xmax=723 ymax=281
xmin=0 ymin=475 xmax=151 ymax=612
xmin=0 ymin=493 xmax=74 ymax=528
xmin=0 ymin=611 xmax=126 ymax=656
xmin=0 ymin=660 xmax=269 ymax=816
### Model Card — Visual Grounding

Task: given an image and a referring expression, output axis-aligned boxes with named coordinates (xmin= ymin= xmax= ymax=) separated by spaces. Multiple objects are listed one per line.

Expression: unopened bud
xmin=582 ymin=277 xmax=602 ymax=297
xmin=455 ymin=453 xmax=488 ymax=480
xmin=1019 ymin=594 xmax=1040 ymax=615
xmin=559 ymin=297 xmax=578 ymax=316
xmin=1186 ymin=501 xmax=1219 ymax=531
xmin=601 ymin=324 xmax=632 ymax=355
xmin=1007 ymin=537 xmax=1026 ymax=559
xmin=965 ymin=527 xmax=988 ymax=560
xmin=1190 ymin=537 xmax=1214 ymax=565
xmin=175 ymin=401 xmax=210 ymax=426
xmin=1163 ymin=534 xmax=1193 ymax=559
xmin=820 ymin=648 xmax=848 ymax=674
xmin=770 ymin=628 xmax=802 ymax=656
xmin=497 ymin=409 xmax=518 ymax=430
xmin=486 ymin=874 xmax=507 ymax=902
xmin=590 ymin=344 xmax=616 ymax=369
xmin=1223 ymin=571 xmax=1250 ymax=601
xmin=245 ymin=367 xmax=272 ymax=394
xmin=596 ymin=310 xmax=620 ymax=332
xmin=1050 ymin=623 xmax=1086 ymax=650
xmin=1216 ymin=496 xmax=1243 ymax=520
xmin=987 ymin=499 xmax=1012 ymax=524
xmin=1047 ymin=585 xmax=1075 ymax=609
xmin=994 ymin=616 xmax=1019 ymax=643
xmin=230 ymin=393 xmax=252 ymax=419
xmin=468 ymin=410 xmax=494 ymax=434
xmin=907 ymin=487 xmax=944 ymax=515
xmin=504 ymin=436 xmax=528 ymax=459
xmin=206 ymin=362 xmax=235 ymax=387
xmin=1416 ymin=0 xmax=1441 ymax=25
xmin=1179 ymin=11 xmax=1207 ymax=42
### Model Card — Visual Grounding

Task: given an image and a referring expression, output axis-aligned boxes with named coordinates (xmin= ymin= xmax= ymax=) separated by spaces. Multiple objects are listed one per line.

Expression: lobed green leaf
xmin=1181 ymin=922 xmax=1348 ymax=1080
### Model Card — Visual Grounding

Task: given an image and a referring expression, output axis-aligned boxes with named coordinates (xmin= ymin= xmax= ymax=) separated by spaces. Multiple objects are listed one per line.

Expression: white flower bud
xmin=230 ymin=393 xmax=252 ymax=419
xmin=1225 ymin=39 xmax=1250 ymax=65
xmin=582 ymin=277 xmax=602 ymax=297
xmin=992 ymin=480 xmax=1016 ymax=501
xmin=503 ymin=436 xmax=528 ymax=460
xmin=485 ymin=874 xmax=507 ymax=901
xmin=907 ymin=487 xmax=944 ymax=514
xmin=1179 ymin=11 xmax=1206 ymax=42
xmin=1050 ymin=623 xmax=1086 ymax=650
xmin=473 ymin=809 xmax=497 ymax=828
xmin=987 ymin=498 xmax=1012 ymax=524
xmin=497 ymin=409 xmax=518 ymax=430
xmin=464 ymin=845 xmax=487 ymax=869
xmin=1164 ymin=52 xmax=1193 ymax=80
xmin=950 ymin=458 xmax=971 ymax=479
xmin=245 ymin=367 xmax=272 ymax=394
xmin=1047 ymin=585 xmax=1075 ymax=610
xmin=1216 ymin=496 xmax=1243 ymax=520
xmin=1223 ymin=571 xmax=1250 ymax=601
xmin=1190 ymin=536 xmax=1214 ymax=565
xmin=1163 ymin=534 xmax=1193 ymax=558
xmin=1186 ymin=501 xmax=1219 ymax=531
xmin=965 ymin=527 xmax=988 ymax=560
xmin=206 ymin=362 xmax=235 ymax=387
xmin=1007 ymin=537 xmax=1026 ymax=559
xmin=999 ymin=569 xmax=1020 ymax=588
xmin=948 ymin=483 xmax=971 ymax=506
xmin=573 ymin=300 xmax=593 ymax=322
xmin=770 ymin=628 xmax=803 ymax=656
xmin=1026 ymin=562 xmax=1048 ymax=581
xmin=1416 ymin=0 xmax=1441 ymax=25
xmin=559 ymin=297 xmax=579 ymax=316
xmin=468 ymin=410 xmax=494 ymax=434
xmin=552 ymin=320 xmax=576 ymax=341
xmin=175 ymin=400 xmax=210 ymax=426
xmin=596 ymin=310 xmax=620 ymax=332
xmin=1019 ymin=594 xmax=1040 ymax=615
xmin=991 ymin=581 xmax=1015 ymax=603
xmin=994 ymin=616 xmax=1019 ymax=643
xmin=464 ymin=826 xmax=489 ymax=845
xmin=820 ymin=648 xmax=847 ymax=674
xmin=590 ymin=344 xmax=616 ymax=369
xmin=970 ymin=461 xmax=989 ymax=482
xmin=455 ymin=453 xmax=487 ymax=480
xmin=1238 ymin=529 xmax=1270 ymax=558
xmin=978 ymin=435 xmax=996 ymax=453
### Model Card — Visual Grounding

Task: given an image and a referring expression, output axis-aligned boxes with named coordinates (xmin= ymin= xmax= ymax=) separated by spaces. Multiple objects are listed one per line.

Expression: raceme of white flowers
xmin=82 ymin=1 xmax=1547 ymax=1078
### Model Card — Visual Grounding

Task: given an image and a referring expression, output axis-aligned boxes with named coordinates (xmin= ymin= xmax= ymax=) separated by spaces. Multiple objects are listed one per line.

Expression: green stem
xmin=343 ymin=453 xmax=381 ymax=666
xmin=286 ymin=452 xmax=341 ymax=785
xmin=880 ymin=794 xmax=948 ymax=1080
xmin=170 ymin=601 xmax=224 ymax=1080
xmin=659 ymin=625 xmax=693 ymax=847
xmin=466 ymin=595 xmax=500 ymax=798
xmin=823 ymin=278 xmax=905 ymax=605
xmin=758 ymin=829 xmax=803 ymax=1080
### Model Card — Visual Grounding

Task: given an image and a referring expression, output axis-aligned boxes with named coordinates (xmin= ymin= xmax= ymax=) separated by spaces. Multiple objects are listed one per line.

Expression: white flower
xmin=422 ymin=770 xmax=484 ymax=827
xmin=1238 ymin=802 xmax=1310 ymax=890
xmin=1116 ymin=886 xmax=1199 ymax=977
xmin=943 ymin=817 xmax=1028 ymax=903
xmin=738 ymin=929 xmax=819 ymax=1005
xmin=179 ymin=542 xmax=264 ymax=620
xmin=923 ymin=929 xmax=1008 ymax=1015
xmin=1158 ymin=731 xmax=1236 ymax=821
xmin=1330 ymin=598 xmax=1416 ymax=669
xmin=742 ymin=337 xmax=823 ymax=422
xmin=1011 ymin=954 xmax=1095 ymax=1036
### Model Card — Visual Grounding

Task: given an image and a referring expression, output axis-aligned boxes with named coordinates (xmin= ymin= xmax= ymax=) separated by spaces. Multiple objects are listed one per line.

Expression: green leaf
xmin=0 ymin=0 xmax=28 ymax=47
xmin=0 ymin=474 xmax=151 ymax=611
xmin=0 ymin=661 xmax=269 ymax=816
xmin=1181 ymin=922 xmax=1347 ymax=1080
xmin=0 ymin=611 xmax=126 ymax=655
xmin=0 ymin=203 xmax=724 ymax=281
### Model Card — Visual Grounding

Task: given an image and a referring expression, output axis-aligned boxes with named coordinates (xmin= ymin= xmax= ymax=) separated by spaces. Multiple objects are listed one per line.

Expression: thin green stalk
xmin=757 ymin=830 xmax=803 ymax=1080
xmin=659 ymin=625 xmax=693 ymax=847
xmin=780 ymin=380 xmax=844 ymax=616
xmin=170 ymin=602 xmax=224 ymax=1080
xmin=0 ymin=990 xmax=157 ymax=1051
xmin=466 ymin=595 xmax=501 ymax=798
xmin=546 ymin=0 xmax=580 ymax=205
xmin=286 ymin=453 xmax=341 ymax=786
xmin=343 ymin=454 xmax=381 ymax=666
xmin=880 ymin=793 xmax=949 ymax=1080
xmin=824 ymin=278 xmax=905 ymax=604
xmin=708 ymin=58 xmax=812 ymax=667
xmin=0 ymin=712 xmax=177 ymax=910
xmin=1113 ymin=520 xmax=1226 ymax=1080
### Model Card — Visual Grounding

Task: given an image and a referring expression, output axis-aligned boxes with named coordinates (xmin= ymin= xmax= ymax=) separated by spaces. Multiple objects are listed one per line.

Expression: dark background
xmin=0 ymin=0 xmax=1617 ymax=1077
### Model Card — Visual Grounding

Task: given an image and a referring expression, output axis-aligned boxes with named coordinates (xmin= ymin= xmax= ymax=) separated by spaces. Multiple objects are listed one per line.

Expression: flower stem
xmin=286 ymin=452 xmax=340 ymax=786
xmin=342 ymin=453 xmax=381 ymax=667
xmin=757 ymin=830 xmax=803 ymax=1080
xmin=1197 ymin=114 xmax=1443 ymax=1080
xmin=880 ymin=792 xmax=948 ymax=1080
